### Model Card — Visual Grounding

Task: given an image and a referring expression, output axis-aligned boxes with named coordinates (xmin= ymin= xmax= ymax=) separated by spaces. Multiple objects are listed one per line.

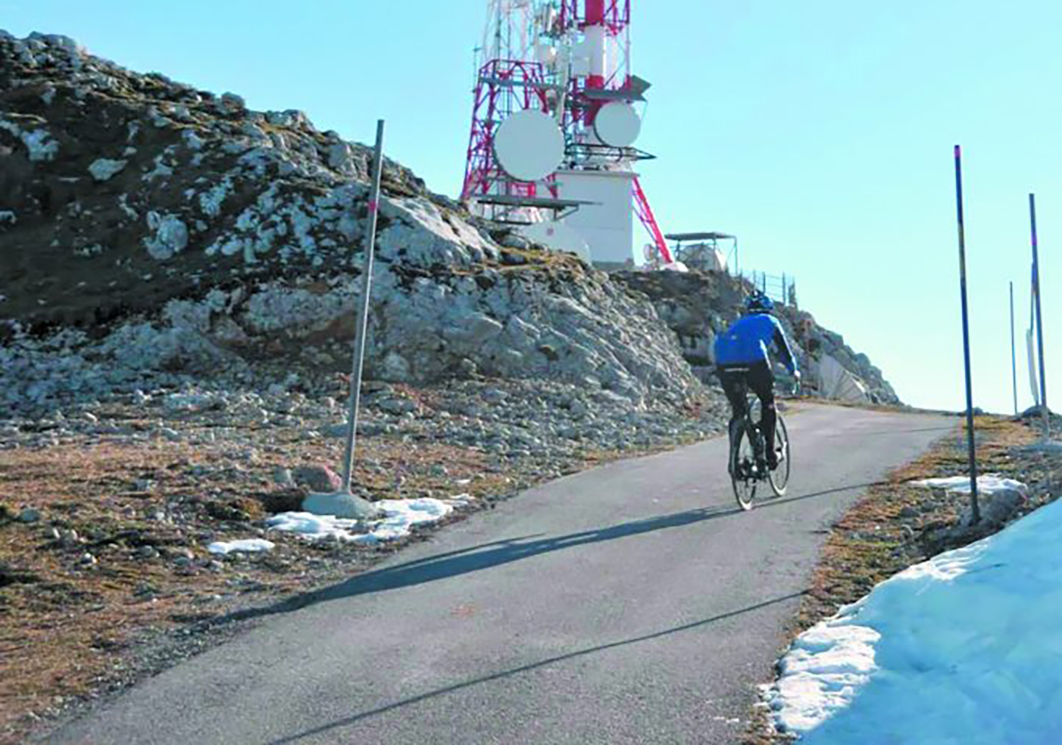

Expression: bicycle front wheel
xmin=731 ymin=422 xmax=758 ymax=510
xmin=768 ymin=414 xmax=791 ymax=497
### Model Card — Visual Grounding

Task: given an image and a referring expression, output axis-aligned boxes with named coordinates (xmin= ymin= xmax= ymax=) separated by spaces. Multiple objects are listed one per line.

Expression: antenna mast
xmin=462 ymin=1 xmax=672 ymax=266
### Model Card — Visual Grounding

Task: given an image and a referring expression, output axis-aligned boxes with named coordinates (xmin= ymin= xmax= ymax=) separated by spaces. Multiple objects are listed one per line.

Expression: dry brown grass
xmin=0 ymin=426 xmax=519 ymax=743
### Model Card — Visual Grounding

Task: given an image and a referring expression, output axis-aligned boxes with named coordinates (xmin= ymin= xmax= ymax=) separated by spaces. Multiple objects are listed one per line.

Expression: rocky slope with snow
xmin=0 ymin=31 xmax=899 ymax=416
xmin=0 ymin=31 xmax=701 ymax=416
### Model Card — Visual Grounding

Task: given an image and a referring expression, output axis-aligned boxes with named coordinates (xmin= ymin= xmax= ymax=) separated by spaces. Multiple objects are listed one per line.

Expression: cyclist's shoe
xmin=767 ymin=447 xmax=784 ymax=471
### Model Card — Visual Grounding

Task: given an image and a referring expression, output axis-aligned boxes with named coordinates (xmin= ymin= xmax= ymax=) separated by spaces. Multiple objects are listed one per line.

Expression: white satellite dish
xmin=520 ymin=221 xmax=592 ymax=263
xmin=494 ymin=110 xmax=565 ymax=182
xmin=594 ymin=101 xmax=641 ymax=148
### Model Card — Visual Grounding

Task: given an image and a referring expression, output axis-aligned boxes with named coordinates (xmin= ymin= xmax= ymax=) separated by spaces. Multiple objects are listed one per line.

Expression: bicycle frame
xmin=729 ymin=384 xmax=791 ymax=508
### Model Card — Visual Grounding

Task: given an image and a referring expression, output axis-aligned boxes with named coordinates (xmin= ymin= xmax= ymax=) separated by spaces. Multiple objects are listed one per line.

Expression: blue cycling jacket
xmin=714 ymin=313 xmax=797 ymax=373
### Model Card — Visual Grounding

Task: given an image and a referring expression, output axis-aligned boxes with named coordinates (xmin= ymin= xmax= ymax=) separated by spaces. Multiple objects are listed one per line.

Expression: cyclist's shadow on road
xmin=236 ymin=503 xmax=733 ymax=621
xmin=233 ymin=481 xmax=878 ymax=623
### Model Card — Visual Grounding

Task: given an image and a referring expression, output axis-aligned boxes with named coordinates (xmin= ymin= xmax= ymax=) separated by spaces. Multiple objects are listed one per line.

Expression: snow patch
xmin=207 ymin=538 xmax=274 ymax=555
xmin=267 ymin=496 xmax=471 ymax=545
xmin=768 ymin=611 xmax=881 ymax=733
xmin=353 ymin=498 xmax=456 ymax=545
xmin=265 ymin=512 xmax=361 ymax=542
xmin=910 ymin=473 xmax=1028 ymax=495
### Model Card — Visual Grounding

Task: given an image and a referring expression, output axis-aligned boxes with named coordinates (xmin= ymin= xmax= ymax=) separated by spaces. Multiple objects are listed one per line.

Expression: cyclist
xmin=714 ymin=291 xmax=800 ymax=471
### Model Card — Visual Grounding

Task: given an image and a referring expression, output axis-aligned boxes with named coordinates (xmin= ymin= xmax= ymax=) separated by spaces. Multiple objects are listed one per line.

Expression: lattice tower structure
xmin=462 ymin=0 xmax=560 ymax=223
xmin=462 ymin=0 xmax=671 ymax=262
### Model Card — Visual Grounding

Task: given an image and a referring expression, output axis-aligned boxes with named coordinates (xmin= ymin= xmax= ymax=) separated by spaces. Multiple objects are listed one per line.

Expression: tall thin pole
xmin=954 ymin=145 xmax=980 ymax=523
xmin=341 ymin=120 xmax=387 ymax=493
xmin=1010 ymin=281 xmax=1018 ymax=416
xmin=1030 ymin=193 xmax=1050 ymax=439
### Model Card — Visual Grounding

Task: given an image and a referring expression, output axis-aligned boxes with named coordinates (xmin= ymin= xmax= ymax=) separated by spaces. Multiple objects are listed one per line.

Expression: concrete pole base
xmin=302 ymin=490 xmax=380 ymax=520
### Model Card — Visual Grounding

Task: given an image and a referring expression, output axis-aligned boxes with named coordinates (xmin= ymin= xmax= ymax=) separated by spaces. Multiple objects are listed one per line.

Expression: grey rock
xmin=378 ymin=398 xmax=416 ymax=415
xmin=273 ymin=466 xmax=295 ymax=486
xmin=219 ymin=92 xmax=246 ymax=113
xmin=292 ymin=464 xmax=342 ymax=493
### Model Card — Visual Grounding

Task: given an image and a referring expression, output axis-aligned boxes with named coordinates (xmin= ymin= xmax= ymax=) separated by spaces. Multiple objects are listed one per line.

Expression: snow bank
xmin=266 ymin=496 xmax=471 ymax=545
xmin=207 ymin=538 xmax=275 ymax=555
xmin=765 ymin=479 xmax=1062 ymax=743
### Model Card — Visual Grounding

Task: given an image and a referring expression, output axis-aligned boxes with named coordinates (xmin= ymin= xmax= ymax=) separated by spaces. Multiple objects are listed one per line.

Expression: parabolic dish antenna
xmin=521 ymin=221 xmax=592 ymax=263
xmin=494 ymin=110 xmax=565 ymax=182
xmin=594 ymin=101 xmax=641 ymax=148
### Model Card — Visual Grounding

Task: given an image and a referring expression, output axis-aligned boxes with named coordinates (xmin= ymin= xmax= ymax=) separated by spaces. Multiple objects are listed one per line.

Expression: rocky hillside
xmin=615 ymin=271 xmax=900 ymax=405
xmin=0 ymin=31 xmax=898 ymax=415
xmin=0 ymin=31 xmax=706 ymax=416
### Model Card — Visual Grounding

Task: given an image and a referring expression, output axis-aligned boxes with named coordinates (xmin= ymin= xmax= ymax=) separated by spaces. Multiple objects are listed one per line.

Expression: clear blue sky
xmin=4 ymin=1 xmax=1058 ymax=414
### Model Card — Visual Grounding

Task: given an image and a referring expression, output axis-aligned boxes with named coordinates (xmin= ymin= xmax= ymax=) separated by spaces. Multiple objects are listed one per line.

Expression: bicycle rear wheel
xmin=768 ymin=413 xmax=791 ymax=497
xmin=731 ymin=422 xmax=758 ymax=510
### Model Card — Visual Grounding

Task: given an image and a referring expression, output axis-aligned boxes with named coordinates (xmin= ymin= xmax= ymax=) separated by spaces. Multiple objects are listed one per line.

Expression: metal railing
xmin=740 ymin=270 xmax=797 ymax=308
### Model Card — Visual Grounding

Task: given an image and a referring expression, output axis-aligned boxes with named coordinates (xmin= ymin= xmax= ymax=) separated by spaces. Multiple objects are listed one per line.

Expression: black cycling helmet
xmin=745 ymin=290 xmax=774 ymax=314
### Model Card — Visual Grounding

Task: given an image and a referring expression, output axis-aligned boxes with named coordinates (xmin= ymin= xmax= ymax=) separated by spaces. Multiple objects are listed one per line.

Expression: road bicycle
xmin=729 ymin=384 xmax=792 ymax=510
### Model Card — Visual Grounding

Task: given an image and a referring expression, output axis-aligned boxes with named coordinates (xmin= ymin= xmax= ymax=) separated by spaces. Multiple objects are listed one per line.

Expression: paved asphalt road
xmin=49 ymin=404 xmax=953 ymax=745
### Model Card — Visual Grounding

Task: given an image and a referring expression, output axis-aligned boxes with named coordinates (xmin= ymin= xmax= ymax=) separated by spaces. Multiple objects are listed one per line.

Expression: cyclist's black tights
xmin=718 ymin=362 xmax=777 ymax=458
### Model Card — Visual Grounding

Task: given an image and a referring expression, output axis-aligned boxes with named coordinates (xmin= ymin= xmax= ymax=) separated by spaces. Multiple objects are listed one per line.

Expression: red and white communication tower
xmin=461 ymin=0 xmax=673 ymax=267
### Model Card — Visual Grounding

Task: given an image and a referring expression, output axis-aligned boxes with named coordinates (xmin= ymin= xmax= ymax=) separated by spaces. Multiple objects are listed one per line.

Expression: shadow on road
xmin=225 ymin=481 xmax=889 ymax=626
xmin=265 ymin=590 xmax=809 ymax=745
xmin=228 ymin=503 xmax=741 ymax=623
xmin=759 ymin=481 xmax=892 ymax=508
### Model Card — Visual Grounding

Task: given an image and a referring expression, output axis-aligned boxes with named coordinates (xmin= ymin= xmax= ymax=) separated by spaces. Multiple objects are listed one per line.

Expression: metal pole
xmin=1030 ymin=193 xmax=1050 ymax=439
xmin=1010 ymin=281 xmax=1018 ymax=416
xmin=301 ymin=121 xmax=386 ymax=520
xmin=953 ymin=145 xmax=981 ymax=523
xmin=341 ymin=119 xmax=387 ymax=492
